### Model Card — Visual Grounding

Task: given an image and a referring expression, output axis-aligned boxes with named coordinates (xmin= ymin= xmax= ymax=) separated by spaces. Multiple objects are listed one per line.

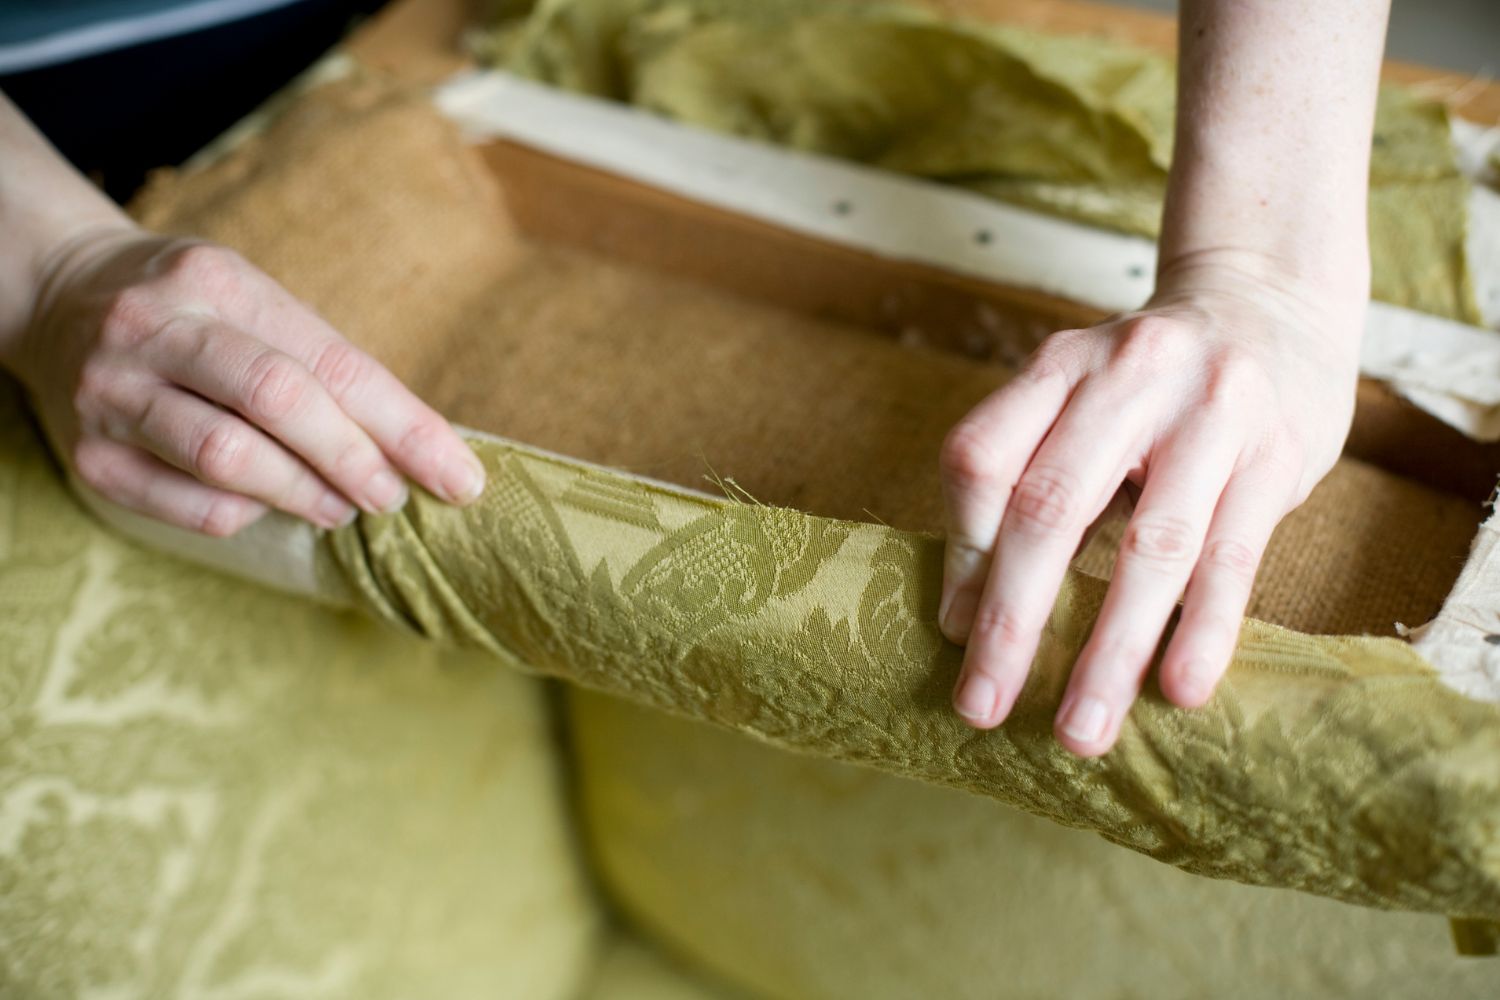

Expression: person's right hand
xmin=8 ymin=223 xmax=486 ymax=536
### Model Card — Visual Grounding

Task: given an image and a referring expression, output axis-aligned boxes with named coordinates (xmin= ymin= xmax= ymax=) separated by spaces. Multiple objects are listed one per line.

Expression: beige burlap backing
xmin=131 ymin=77 xmax=1482 ymax=637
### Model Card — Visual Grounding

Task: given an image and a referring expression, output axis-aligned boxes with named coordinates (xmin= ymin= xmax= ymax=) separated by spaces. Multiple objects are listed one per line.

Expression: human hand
xmin=6 ymin=224 xmax=485 ymax=536
xmin=938 ymin=256 xmax=1361 ymax=756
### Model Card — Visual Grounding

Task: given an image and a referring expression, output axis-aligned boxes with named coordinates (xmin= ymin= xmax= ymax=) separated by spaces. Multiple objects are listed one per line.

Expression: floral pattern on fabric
xmin=0 ymin=385 xmax=601 ymax=999
xmin=325 ymin=438 xmax=1500 ymax=930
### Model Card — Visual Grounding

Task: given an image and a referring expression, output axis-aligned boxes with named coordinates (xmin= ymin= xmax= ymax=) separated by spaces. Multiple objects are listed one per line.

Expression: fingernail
xmin=365 ymin=470 xmax=408 ymax=513
xmin=940 ymin=588 xmax=979 ymax=643
xmin=317 ymin=492 xmax=356 ymax=528
xmin=954 ymin=673 xmax=998 ymax=722
xmin=442 ymin=453 xmax=486 ymax=504
xmin=1060 ymin=695 xmax=1110 ymax=744
xmin=946 ymin=543 xmax=988 ymax=580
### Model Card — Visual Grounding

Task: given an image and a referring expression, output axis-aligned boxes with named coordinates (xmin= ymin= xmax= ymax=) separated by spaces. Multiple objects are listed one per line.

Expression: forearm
xmin=0 ymin=91 xmax=132 ymax=365
xmin=1162 ymin=0 xmax=1391 ymax=316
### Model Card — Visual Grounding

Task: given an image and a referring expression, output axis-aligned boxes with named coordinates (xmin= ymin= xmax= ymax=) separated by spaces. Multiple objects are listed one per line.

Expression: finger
xmin=72 ymin=437 xmax=268 ymax=537
xmin=1053 ymin=429 xmax=1238 ymax=757
xmin=231 ymin=278 xmax=485 ymax=505
xmin=148 ymin=321 xmax=409 ymax=514
xmin=303 ymin=339 xmax=486 ymax=505
xmin=951 ymin=383 xmax=1142 ymax=729
xmin=938 ymin=342 xmax=1083 ymax=643
xmin=1157 ymin=465 xmax=1289 ymax=710
xmin=1074 ymin=483 xmax=1137 ymax=560
xmin=122 ymin=384 xmax=356 ymax=530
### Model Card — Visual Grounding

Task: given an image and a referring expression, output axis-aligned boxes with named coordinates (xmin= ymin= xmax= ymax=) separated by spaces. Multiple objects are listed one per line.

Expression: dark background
xmin=1 ymin=0 xmax=390 ymax=202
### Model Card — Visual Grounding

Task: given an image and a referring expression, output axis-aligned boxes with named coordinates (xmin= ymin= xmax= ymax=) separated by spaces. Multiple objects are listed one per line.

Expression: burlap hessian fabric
xmin=130 ymin=77 xmax=1483 ymax=638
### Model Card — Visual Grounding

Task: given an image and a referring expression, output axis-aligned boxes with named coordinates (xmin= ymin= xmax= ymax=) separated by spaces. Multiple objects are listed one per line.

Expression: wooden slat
xmin=345 ymin=0 xmax=1500 ymax=497
xmin=485 ymin=139 xmax=1500 ymax=499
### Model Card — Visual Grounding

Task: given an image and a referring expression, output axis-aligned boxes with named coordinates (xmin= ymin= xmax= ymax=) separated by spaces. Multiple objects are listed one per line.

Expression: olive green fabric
xmin=320 ymin=435 xmax=1500 ymax=930
xmin=577 ymin=930 xmax=739 ymax=999
xmin=569 ymin=687 xmax=1500 ymax=998
xmin=482 ymin=0 xmax=1481 ymax=323
xmin=0 ymin=384 xmax=604 ymax=998
xmin=1452 ymin=916 xmax=1500 ymax=957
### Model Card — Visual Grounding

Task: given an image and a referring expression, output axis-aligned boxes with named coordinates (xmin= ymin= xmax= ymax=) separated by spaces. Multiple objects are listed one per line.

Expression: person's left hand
xmin=937 ymin=258 xmax=1361 ymax=756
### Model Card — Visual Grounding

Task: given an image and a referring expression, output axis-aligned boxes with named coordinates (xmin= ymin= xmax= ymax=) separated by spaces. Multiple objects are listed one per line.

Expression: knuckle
xmin=99 ymin=287 xmax=157 ymax=343
xmin=309 ymin=343 xmax=370 ymax=400
xmin=70 ymin=360 xmax=114 ymax=415
xmin=1021 ymin=335 xmax=1080 ymax=383
xmin=284 ymin=476 xmax=333 ymax=516
xmin=243 ymin=353 xmax=307 ymax=422
xmin=1121 ymin=515 xmax=1199 ymax=567
xmin=1086 ymin=635 xmax=1153 ymax=678
xmin=1113 ymin=315 xmax=1194 ymax=371
xmin=1241 ymin=434 xmax=1312 ymax=502
xmin=1042 ymin=327 xmax=1086 ymax=350
xmin=71 ymin=440 xmax=118 ymax=491
xmin=166 ymin=243 xmax=242 ymax=290
xmin=1200 ymin=352 xmax=1262 ymax=407
xmin=1007 ymin=466 xmax=1080 ymax=535
xmin=1264 ymin=437 xmax=1309 ymax=487
xmin=969 ymin=604 xmax=1029 ymax=648
xmin=939 ymin=425 xmax=1000 ymax=491
xmin=192 ymin=421 xmax=250 ymax=484
xmin=132 ymin=390 xmax=169 ymax=439
xmin=198 ymin=496 xmax=254 ymax=538
xmin=1016 ymin=355 xmax=1070 ymax=391
xmin=173 ymin=315 xmax=218 ymax=364
xmin=329 ymin=440 xmax=381 ymax=483
xmin=1201 ymin=537 xmax=1261 ymax=584
xmin=394 ymin=417 xmax=451 ymax=470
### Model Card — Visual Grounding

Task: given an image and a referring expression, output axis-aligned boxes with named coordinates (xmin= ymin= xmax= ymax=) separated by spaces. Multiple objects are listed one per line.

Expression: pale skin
xmin=3 ymin=2 xmax=1385 ymax=757
xmin=943 ymin=0 xmax=1389 ymax=755
xmin=0 ymin=91 xmax=485 ymax=536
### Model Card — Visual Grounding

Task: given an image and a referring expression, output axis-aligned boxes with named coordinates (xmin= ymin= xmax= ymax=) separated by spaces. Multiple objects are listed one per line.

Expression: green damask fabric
xmin=482 ymin=0 xmax=1481 ymax=323
xmin=320 ymin=436 xmax=1500 ymax=933
xmin=570 ymin=687 xmax=1500 ymax=997
xmin=0 ymin=386 xmax=604 ymax=998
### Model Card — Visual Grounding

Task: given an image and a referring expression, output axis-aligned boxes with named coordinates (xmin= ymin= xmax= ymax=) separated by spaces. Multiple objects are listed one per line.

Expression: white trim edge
xmin=434 ymin=70 xmax=1500 ymax=441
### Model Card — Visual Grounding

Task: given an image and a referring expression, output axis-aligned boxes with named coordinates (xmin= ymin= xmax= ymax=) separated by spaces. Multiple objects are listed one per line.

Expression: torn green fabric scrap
xmin=484 ymin=0 xmax=1480 ymax=323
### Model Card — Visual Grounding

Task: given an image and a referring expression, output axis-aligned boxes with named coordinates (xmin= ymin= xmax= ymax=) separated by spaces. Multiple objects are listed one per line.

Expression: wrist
xmin=1158 ymin=173 xmax=1371 ymax=308
xmin=1149 ymin=247 xmax=1369 ymax=363
xmin=0 ymin=213 xmax=138 ymax=374
xmin=0 ymin=90 xmax=134 ymax=371
xmin=1159 ymin=240 xmax=1367 ymax=291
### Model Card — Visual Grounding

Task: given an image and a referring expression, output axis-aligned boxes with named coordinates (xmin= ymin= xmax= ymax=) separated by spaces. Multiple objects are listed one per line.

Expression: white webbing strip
xmin=434 ymin=71 xmax=1500 ymax=440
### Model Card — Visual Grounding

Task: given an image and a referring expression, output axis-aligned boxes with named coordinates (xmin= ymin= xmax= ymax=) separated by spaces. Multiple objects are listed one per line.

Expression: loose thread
xmin=698 ymin=453 xmax=765 ymax=507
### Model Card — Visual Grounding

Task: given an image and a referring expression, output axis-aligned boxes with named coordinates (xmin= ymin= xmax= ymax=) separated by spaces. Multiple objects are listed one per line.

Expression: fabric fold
xmin=483 ymin=0 xmax=1482 ymax=324
xmin=320 ymin=434 xmax=1500 ymax=931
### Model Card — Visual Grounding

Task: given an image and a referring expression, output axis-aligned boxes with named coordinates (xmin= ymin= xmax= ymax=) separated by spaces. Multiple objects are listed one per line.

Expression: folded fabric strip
xmin=319 ymin=435 xmax=1500 ymax=935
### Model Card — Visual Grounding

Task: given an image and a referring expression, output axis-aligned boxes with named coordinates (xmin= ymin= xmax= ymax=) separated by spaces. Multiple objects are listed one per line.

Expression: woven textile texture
xmin=569 ymin=686 xmax=1500 ymax=998
xmin=483 ymin=0 xmax=1481 ymax=323
xmin=0 ymin=382 xmax=602 ymax=998
xmin=322 ymin=435 xmax=1500 ymax=925
xmin=113 ymin=66 xmax=1500 ymax=979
